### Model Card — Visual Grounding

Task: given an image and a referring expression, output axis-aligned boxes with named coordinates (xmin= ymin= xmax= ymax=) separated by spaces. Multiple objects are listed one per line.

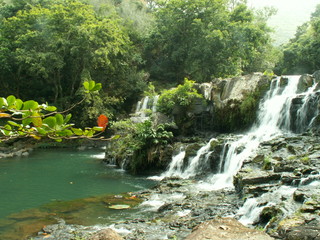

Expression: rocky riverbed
xmin=30 ymin=132 xmax=320 ymax=240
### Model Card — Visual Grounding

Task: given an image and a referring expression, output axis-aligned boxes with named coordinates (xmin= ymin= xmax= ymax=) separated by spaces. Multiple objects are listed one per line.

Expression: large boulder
xmin=185 ymin=218 xmax=274 ymax=240
xmin=197 ymin=73 xmax=272 ymax=132
xmin=296 ymin=74 xmax=314 ymax=93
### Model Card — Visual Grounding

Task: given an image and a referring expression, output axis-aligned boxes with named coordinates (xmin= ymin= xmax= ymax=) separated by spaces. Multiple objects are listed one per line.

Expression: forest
xmin=2 ymin=1 xmax=320 ymax=239
xmin=0 ymin=0 xmax=319 ymax=137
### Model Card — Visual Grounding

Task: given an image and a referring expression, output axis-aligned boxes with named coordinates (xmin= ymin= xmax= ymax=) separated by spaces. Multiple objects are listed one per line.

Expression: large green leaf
xmin=43 ymin=116 xmax=57 ymax=129
xmin=45 ymin=106 xmax=57 ymax=112
xmin=23 ymin=100 xmax=39 ymax=110
xmin=72 ymin=128 xmax=83 ymax=136
xmin=6 ymin=95 xmax=16 ymax=107
xmin=0 ymin=97 xmax=7 ymax=107
xmin=22 ymin=112 xmax=32 ymax=126
xmin=55 ymin=114 xmax=64 ymax=126
xmin=64 ymin=114 xmax=72 ymax=124
xmin=91 ymin=83 xmax=102 ymax=91
xmin=8 ymin=121 xmax=21 ymax=127
xmin=15 ymin=99 xmax=23 ymax=110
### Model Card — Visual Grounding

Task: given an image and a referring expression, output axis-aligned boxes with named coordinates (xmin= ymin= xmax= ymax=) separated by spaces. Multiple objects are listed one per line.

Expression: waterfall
xmin=237 ymin=178 xmax=320 ymax=226
xmin=131 ymin=95 xmax=159 ymax=123
xmin=161 ymin=76 xmax=319 ymax=187
xmin=238 ymin=186 xmax=297 ymax=226
xmin=161 ymin=148 xmax=186 ymax=178
xmin=158 ymin=139 xmax=217 ymax=179
xmin=152 ymin=95 xmax=159 ymax=113
xmin=295 ymin=83 xmax=320 ymax=133
xmin=140 ymin=96 xmax=149 ymax=118
xmin=205 ymin=76 xmax=302 ymax=189
xmin=180 ymin=139 xmax=215 ymax=178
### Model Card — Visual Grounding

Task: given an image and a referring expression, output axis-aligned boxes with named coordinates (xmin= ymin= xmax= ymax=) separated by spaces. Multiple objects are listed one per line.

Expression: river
xmin=0 ymin=148 xmax=155 ymax=239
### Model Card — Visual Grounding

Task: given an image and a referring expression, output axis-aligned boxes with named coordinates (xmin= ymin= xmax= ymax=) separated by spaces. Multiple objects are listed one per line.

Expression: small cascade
xmin=139 ymin=96 xmax=150 ymax=118
xmin=159 ymin=139 xmax=216 ymax=179
xmin=238 ymin=186 xmax=297 ymax=226
xmin=161 ymin=148 xmax=186 ymax=178
xmin=294 ymin=83 xmax=320 ymax=133
xmin=180 ymin=139 xmax=215 ymax=178
xmin=131 ymin=95 xmax=159 ymax=123
xmin=237 ymin=177 xmax=320 ymax=227
xmin=152 ymin=95 xmax=159 ymax=113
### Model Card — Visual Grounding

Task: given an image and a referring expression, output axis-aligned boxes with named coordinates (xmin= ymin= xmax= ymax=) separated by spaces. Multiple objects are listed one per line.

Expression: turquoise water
xmin=0 ymin=148 xmax=154 ymax=219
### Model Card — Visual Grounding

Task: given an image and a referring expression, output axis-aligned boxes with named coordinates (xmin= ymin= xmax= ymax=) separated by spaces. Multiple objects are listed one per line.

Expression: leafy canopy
xmin=144 ymin=0 xmax=275 ymax=84
xmin=276 ymin=4 xmax=320 ymax=75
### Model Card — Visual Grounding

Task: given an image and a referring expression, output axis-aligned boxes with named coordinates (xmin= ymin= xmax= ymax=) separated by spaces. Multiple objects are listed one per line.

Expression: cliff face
xmin=194 ymin=73 xmax=272 ymax=132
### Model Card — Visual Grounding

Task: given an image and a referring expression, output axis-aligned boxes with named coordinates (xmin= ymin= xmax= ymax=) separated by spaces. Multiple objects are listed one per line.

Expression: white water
xmin=132 ymin=95 xmax=159 ymax=123
xmin=238 ymin=186 xmax=297 ymax=226
xmin=206 ymin=76 xmax=302 ymax=189
xmin=238 ymin=177 xmax=320 ymax=226
xmin=140 ymin=96 xmax=149 ymax=118
xmin=295 ymin=83 xmax=319 ymax=133
xmin=161 ymin=75 xmax=319 ymax=190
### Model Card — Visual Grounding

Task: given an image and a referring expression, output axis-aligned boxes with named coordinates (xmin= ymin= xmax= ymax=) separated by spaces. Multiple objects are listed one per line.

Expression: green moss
xmin=300 ymin=156 xmax=310 ymax=164
xmin=288 ymin=155 xmax=297 ymax=160
xmin=262 ymin=156 xmax=272 ymax=170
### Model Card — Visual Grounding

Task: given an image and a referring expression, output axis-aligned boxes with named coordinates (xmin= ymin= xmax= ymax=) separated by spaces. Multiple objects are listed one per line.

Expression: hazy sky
xmin=247 ymin=0 xmax=320 ymax=45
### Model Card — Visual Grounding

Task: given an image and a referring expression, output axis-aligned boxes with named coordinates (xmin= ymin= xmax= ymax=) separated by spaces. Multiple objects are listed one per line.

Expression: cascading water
xmin=162 ymin=75 xmax=320 ymax=189
xmin=207 ymin=75 xmax=303 ymax=189
xmin=131 ymin=95 xmax=159 ymax=123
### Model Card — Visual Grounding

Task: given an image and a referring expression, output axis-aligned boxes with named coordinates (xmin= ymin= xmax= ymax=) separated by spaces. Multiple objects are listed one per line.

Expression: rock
xmin=297 ymin=74 xmax=314 ymax=93
xmin=197 ymin=73 xmax=272 ymax=131
xmin=234 ymin=170 xmax=282 ymax=194
xmin=184 ymin=218 xmax=274 ymax=240
xmin=89 ymin=228 xmax=123 ymax=240
xmin=279 ymin=219 xmax=320 ymax=240
xmin=312 ymin=70 xmax=320 ymax=83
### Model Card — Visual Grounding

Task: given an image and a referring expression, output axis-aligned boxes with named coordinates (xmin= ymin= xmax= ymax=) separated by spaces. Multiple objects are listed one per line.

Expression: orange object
xmin=97 ymin=114 xmax=108 ymax=131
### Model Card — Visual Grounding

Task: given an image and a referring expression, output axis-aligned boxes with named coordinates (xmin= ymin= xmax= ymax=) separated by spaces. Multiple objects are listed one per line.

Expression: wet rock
xmin=280 ymin=219 xmax=320 ymax=240
xmin=260 ymin=206 xmax=282 ymax=225
xmin=297 ymin=74 xmax=314 ymax=93
xmin=234 ymin=170 xmax=282 ymax=194
xmin=89 ymin=228 xmax=123 ymax=240
xmin=185 ymin=218 xmax=274 ymax=240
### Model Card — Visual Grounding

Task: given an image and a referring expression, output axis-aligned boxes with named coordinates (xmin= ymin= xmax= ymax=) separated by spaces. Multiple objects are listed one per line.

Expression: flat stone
xmin=89 ymin=228 xmax=123 ymax=240
xmin=184 ymin=218 xmax=274 ymax=240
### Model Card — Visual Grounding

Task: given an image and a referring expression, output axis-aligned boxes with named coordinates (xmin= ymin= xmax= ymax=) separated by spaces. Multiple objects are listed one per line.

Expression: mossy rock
xmin=260 ymin=206 xmax=282 ymax=224
xmin=102 ymin=194 xmax=142 ymax=208
xmin=8 ymin=208 xmax=49 ymax=220
xmin=277 ymin=216 xmax=305 ymax=231
xmin=184 ymin=143 xmax=202 ymax=158
xmin=41 ymin=199 xmax=87 ymax=213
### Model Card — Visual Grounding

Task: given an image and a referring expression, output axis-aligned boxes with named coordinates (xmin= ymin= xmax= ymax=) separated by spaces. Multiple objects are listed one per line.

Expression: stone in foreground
xmin=89 ymin=228 xmax=123 ymax=240
xmin=185 ymin=218 xmax=274 ymax=240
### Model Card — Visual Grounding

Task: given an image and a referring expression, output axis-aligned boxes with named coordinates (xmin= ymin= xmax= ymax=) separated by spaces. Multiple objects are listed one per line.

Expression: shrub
xmin=157 ymin=78 xmax=203 ymax=115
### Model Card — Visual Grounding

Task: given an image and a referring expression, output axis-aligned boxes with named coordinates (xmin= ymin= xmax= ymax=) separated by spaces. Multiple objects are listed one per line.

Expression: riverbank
xmin=31 ymin=132 xmax=320 ymax=240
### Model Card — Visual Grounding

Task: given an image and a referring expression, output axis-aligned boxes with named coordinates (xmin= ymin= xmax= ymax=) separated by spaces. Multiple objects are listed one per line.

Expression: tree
xmin=0 ymin=80 xmax=109 ymax=142
xmin=144 ymin=0 xmax=275 ymax=84
xmin=276 ymin=4 xmax=320 ymax=75
xmin=0 ymin=0 xmax=146 ymax=114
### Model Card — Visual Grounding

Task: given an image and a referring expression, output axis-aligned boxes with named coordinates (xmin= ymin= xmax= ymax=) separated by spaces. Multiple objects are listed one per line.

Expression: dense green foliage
xmin=0 ymin=80 xmax=107 ymax=142
xmin=144 ymin=0 xmax=276 ymax=83
xmin=0 ymin=0 xmax=147 ymax=125
xmin=109 ymin=119 xmax=173 ymax=173
xmin=276 ymin=4 xmax=320 ymax=74
xmin=157 ymin=78 xmax=203 ymax=115
xmin=1 ymin=0 xmax=316 ymax=129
